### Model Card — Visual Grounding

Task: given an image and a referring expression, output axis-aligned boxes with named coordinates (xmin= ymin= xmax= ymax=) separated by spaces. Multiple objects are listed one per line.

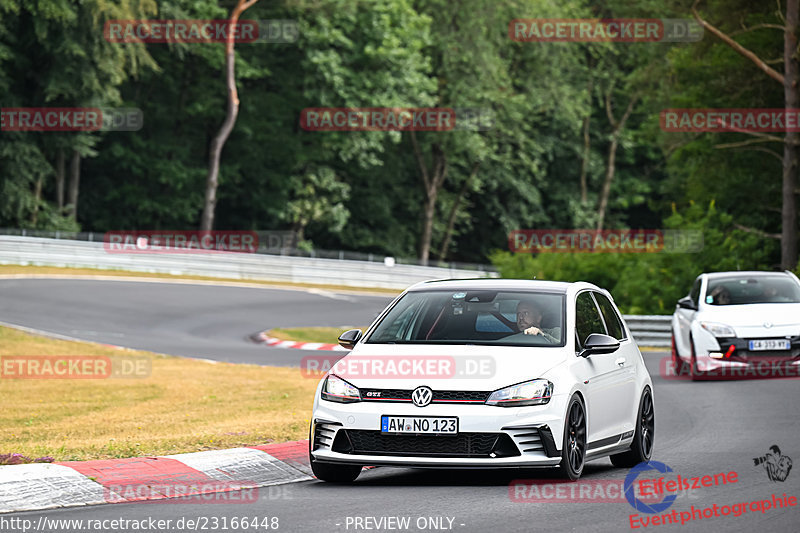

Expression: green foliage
xmin=491 ymin=202 xmax=777 ymax=314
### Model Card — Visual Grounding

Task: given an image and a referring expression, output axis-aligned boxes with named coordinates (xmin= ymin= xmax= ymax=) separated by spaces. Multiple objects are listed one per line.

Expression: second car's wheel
xmin=671 ymin=334 xmax=688 ymax=376
xmin=557 ymin=395 xmax=586 ymax=481
xmin=610 ymin=387 xmax=655 ymax=468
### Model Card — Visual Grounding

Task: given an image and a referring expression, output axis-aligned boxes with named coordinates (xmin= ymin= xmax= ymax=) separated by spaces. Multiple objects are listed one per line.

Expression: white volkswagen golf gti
xmin=309 ymin=279 xmax=654 ymax=482
xmin=671 ymin=270 xmax=800 ymax=380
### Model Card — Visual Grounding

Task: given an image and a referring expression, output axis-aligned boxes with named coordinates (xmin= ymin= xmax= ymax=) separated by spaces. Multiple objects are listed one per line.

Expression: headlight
xmin=321 ymin=374 xmax=361 ymax=403
xmin=485 ymin=379 xmax=553 ymax=407
xmin=700 ymin=322 xmax=736 ymax=337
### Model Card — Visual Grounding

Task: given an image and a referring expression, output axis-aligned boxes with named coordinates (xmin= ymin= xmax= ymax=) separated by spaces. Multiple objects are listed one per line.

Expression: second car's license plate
xmin=749 ymin=339 xmax=791 ymax=351
xmin=381 ymin=416 xmax=458 ymax=435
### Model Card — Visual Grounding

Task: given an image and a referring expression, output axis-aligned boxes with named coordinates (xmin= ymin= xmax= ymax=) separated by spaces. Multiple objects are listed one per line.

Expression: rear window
xmin=705 ymin=276 xmax=800 ymax=305
xmin=366 ymin=290 xmax=565 ymax=346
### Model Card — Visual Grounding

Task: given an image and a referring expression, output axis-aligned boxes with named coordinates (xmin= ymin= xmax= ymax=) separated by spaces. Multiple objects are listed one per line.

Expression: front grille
xmin=331 ymin=430 xmax=519 ymax=458
xmin=360 ymin=389 xmax=491 ymax=404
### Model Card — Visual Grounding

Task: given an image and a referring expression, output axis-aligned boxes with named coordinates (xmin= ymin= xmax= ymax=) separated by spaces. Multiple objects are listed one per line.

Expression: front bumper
xmin=694 ymin=334 xmax=800 ymax=378
xmin=310 ymin=397 xmax=567 ymax=468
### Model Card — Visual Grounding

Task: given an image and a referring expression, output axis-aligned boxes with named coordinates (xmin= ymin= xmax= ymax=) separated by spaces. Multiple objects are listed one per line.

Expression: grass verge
xmin=0 ymin=326 xmax=317 ymax=462
xmin=267 ymin=327 xmax=366 ymax=344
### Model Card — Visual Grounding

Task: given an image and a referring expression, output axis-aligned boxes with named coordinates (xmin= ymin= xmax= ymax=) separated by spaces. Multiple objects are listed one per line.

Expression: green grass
xmin=268 ymin=326 xmax=366 ymax=344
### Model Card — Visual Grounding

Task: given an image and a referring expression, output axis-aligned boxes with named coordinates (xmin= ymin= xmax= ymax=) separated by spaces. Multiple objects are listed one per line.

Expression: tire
xmin=610 ymin=388 xmax=655 ymax=468
xmin=557 ymin=395 xmax=587 ymax=481
xmin=671 ymin=334 xmax=688 ymax=376
xmin=689 ymin=335 xmax=704 ymax=381
xmin=308 ymin=425 xmax=362 ymax=482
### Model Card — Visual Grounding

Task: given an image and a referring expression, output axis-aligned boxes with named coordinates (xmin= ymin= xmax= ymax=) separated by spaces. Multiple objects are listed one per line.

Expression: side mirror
xmin=578 ymin=333 xmax=620 ymax=357
xmin=337 ymin=329 xmax=363 ymax=350
xmin=677 ymin=296 xmax=697 ymax=310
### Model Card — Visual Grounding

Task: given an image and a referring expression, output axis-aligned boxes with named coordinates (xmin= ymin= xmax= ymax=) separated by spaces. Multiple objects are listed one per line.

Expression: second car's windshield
xmin=366 ymin=290 xmax=565 ymax=346
xmin=705 ymin=276 xmax=800 ymax=305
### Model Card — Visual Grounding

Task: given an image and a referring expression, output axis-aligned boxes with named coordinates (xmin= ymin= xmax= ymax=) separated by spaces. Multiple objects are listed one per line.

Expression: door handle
xmin=615 ymin=358 xmax=626 ymax=367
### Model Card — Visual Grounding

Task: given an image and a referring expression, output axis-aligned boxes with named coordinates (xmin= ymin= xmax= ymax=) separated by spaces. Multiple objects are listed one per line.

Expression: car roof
xmin=703 ymin=271 xmax=793 ymax=280
xmin=405 ymin=278 xmax=597 ymax=293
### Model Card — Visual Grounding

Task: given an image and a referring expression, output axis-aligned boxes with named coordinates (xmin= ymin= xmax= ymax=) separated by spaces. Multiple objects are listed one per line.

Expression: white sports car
xmin=671 ymin=270 xmax=800 ymax=381
xmin=309 ymin=279 xmax=654 ymax=482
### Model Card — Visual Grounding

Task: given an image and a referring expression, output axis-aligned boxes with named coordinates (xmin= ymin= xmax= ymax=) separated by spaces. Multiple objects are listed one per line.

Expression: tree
xmin=200 ymin=0 xmax=259 ymax=231
xmin=691 ymin=0 xmax=799 ymax=269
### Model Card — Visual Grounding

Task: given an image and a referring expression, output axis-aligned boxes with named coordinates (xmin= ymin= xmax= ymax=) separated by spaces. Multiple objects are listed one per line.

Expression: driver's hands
xmin=523 ymin=326 xmax=542 ymax=336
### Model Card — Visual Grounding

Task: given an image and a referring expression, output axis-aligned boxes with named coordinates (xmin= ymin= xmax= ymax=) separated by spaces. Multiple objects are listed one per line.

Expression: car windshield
xmin=365 ymin=290 xmax=565 ymax=346
xmin=705 ymin=276 xmax=800 ymax=305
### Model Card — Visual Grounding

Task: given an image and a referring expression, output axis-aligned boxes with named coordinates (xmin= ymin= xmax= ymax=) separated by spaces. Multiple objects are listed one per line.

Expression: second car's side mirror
xmin=677 ymin=296 xmax=697 ymax=310
xmin=338 ymin=329 xmax=363 ymax=349
xmin=578 ymin=333 xmax=620 ymax=358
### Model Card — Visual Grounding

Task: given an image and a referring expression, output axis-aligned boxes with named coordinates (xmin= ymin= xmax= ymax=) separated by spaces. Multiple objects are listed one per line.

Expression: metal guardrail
xmin=625 ymin=315 xmax=672 ymax=347
xmin=0 ymin=236 xmax=672 ymax=343
xmin=0 ymin=236 xmax=497 ymax=290
xmin=0 ymin=229 xmax=495 ymax=272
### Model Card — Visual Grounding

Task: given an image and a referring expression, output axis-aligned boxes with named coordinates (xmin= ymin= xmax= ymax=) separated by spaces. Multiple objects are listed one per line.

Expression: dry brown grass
xmin=0 ymin=326 xmax=319 ymax=461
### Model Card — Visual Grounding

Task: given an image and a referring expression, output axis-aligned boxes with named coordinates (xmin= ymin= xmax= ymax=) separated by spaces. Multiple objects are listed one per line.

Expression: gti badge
xmin=411 ymin=386 xmax=433 ymax=407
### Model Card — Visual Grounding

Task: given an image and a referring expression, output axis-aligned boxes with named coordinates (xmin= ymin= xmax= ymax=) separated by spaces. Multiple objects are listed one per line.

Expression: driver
xmin=516 ymin=300 xmax=560 ymax=343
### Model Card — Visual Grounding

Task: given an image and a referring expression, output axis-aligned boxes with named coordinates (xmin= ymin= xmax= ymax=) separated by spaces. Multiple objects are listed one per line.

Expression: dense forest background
xmin=1 ymin=0 xmax=797 ymax=312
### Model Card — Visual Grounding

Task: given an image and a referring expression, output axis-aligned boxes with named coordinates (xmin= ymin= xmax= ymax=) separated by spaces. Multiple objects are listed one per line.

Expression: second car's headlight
xmin=321 ymin=374 xmax=361 ymax=403
xmin=700 ymin=322 xmax=736 ymax=337
xmin=485 ymin=379 xmax=553 ymax=407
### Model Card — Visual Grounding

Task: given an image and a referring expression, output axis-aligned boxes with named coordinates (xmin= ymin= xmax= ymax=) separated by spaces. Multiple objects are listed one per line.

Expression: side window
xmin=575 ymin=292 xmax=606 ymax=347
xmin=594 ymin=292 xmax=625 ymax=340
xmin=690 ymin=278 xmax=701 ymax=306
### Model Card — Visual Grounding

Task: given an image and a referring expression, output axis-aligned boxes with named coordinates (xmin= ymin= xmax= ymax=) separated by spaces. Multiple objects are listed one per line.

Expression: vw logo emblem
xmin=411 ymin=386 xmax=433 ymax=407
xmin=764 ymin=322 xmax=774 ymax=328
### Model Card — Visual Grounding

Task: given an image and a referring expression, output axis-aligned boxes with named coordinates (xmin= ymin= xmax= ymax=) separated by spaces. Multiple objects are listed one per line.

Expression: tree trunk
xmin=200 ymin=0 xmax=259 ymax=231
xmin=411 ymin=132 xmax=448 ymax=265
xmin=597 ymin=136 xmax=618 ymax=231
xmin=420 ymin=192 xmax=437 ymax=264
xmin=55 ymin=149 xmax=65 ymax=211
xmin=67 ymin=150 xmax=81 ymax=219
xmin=31 ymin=177 xmax=43 ymax=226
xmin=579 ymin=75 xmax=593 ymax=204
xmin=437 ymin=162 xmax=478 ymax=260
xmin=782 ymin=0 xmax=799 ymax=270
xmin=597 ymin=90 xmax=638 ymax=230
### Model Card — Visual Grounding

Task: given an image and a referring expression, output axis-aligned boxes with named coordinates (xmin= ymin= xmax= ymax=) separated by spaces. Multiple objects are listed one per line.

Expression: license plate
xmin=381 ymin=416 xmax=458 ymax=435
xmin=749 ymin=339 xmax=791 ymax=351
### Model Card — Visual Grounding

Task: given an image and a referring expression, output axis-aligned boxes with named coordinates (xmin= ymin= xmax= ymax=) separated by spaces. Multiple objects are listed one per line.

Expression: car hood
xmin=334 ymin=343 xmax=567 ymax=391
xmin=698 ymin=303 xmax=800 ymax=336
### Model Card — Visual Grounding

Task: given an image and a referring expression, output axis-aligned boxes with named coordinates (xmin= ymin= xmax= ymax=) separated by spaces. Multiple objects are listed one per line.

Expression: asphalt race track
xmin=2 ymin=278 xmax=799 ymax=532
xmin=0 ymin=278 xmax=394 ymax=365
